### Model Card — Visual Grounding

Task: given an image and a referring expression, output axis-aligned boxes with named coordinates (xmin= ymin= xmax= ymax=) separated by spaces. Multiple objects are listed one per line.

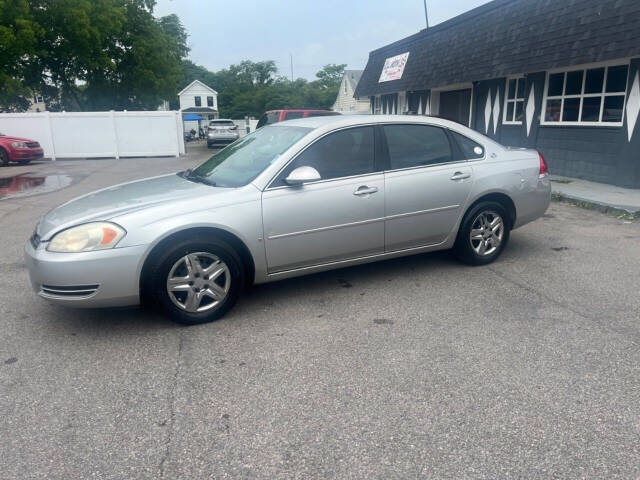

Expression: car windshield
xmin=190 ymin=125 xmax=311 ymax=187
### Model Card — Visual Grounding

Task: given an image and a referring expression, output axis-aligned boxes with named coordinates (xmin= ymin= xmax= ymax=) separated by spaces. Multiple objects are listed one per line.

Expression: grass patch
xmin=551 ymin=193 xmax=638 ymax=221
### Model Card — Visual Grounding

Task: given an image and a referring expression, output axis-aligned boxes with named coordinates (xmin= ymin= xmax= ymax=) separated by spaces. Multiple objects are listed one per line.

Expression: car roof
xmin=271 ymin=114 xmax=455 ymax=129
xmin=265 ymin=109 xmax=335 ymax=114
xmin=209 ymin=118 xmax=234 ymax=122
xmin=271 ymin=114 xmax=504 ymax=148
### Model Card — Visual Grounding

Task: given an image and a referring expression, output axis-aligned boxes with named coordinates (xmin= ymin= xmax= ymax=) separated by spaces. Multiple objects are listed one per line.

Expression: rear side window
xmin=284 ymin=112 xmax=304 ymax=120
xmin=209 ymin=120 xmax=235 ymax=127
xmin=450 ymin=131 xmax=484 ymax=159
xmin=383 ymin=124 xmax=452 ymax=169
xmin=256 ymin=112 xmax=280 ymax=129
xmin=276 ymin=126 xmax=375 ymax=185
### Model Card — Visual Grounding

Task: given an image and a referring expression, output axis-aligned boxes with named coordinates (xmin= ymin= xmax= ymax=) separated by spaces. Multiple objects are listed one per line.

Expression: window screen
xmin=383 ymin=125 xmax=452 ymax=169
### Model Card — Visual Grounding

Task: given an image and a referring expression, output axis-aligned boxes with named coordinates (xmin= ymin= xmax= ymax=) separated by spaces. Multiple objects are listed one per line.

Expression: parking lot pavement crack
xmin=159 ymin=331 xmax=184 ymax=479
xmin=487 ymin=266 xmax=639 ymax=348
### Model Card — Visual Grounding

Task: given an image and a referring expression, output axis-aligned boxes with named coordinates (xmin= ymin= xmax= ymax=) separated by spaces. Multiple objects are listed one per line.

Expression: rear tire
xmin=453 ymin=201 xmax=510 ymax=266
xmin=0 ymin=148 xmax=9 ymax=166
xmin=18 ymin=160 xmax=31 ymax=165
xmin=147 ymin=237 xmax=244 ymax=325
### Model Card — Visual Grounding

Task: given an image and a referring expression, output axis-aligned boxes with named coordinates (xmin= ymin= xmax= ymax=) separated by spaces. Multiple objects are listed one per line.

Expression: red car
xmin=0 ymin=133 xmax=44 ymax=165
xmin=256 ymin=109 xmax=340 ymax=129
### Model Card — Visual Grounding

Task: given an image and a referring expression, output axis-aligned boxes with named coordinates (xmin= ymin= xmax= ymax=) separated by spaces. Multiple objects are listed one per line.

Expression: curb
xmin=551 ymin=191 xmax=640 ymax=217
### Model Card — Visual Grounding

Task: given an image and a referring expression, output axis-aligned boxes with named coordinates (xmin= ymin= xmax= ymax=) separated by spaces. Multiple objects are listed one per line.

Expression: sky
xmin=154 ymin=0 xmax=492 ymax=80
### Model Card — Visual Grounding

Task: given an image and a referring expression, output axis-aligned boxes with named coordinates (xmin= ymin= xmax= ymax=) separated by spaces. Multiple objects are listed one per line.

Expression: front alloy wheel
xmin=148 ymin=238 xmax=243 ymax=325
xmin=166 ymin=252 xmax=231 ymax=313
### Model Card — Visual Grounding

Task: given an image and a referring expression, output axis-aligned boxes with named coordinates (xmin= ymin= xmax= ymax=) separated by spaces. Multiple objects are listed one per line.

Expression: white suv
xmin=207 ymin=119 xmax=240 ymax=148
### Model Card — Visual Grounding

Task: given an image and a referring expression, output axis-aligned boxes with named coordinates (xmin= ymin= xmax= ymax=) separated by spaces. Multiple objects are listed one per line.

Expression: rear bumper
xmin=513 ymin=175 xmax=551 ymax=229
xmin=24 ymin=241 xmax=147 ymax=308
xmin=207 ymin=136 xmax=238 ymax=146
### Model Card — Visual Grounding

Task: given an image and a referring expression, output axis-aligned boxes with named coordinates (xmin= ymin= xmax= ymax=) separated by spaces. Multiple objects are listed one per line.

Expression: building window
xmin=503 ymin=77 xmax=525 ymax=124
xmin=542 ymin=63 xmax=629 ymax=126
xmin=194 ymin=96 xmax=201 ymax=107
xmin=207 ymin=96 xmax=214 ymax=107
xmin=35 ymin=95 xmax=44 ymax=104
xmin=374 ymin=96 xmax=382 ymax=114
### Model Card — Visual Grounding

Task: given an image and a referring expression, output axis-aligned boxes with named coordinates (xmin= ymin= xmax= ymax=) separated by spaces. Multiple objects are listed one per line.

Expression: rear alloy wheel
xmin=454 ymin=201 xmax=510 ymax=266
xmin=149 ymin=238 xmax=243 ymax=325
xmin=0 ymin=149 xmax=8 ymax=166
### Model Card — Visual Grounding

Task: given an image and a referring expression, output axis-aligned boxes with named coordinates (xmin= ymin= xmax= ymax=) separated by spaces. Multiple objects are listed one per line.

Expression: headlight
xmin=11 ymin=141 xmax=28 ymax=148
xmin=47 ymin=222 xmax=126 ymax=252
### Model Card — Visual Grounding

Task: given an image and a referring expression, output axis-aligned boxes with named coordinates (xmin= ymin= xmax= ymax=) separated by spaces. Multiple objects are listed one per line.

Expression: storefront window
xmin=542 ymin=63 xmax=629 ymax=125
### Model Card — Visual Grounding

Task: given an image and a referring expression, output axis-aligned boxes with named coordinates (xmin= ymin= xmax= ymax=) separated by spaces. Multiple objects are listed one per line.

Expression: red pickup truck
xmin=256 ymin=109 xmax=340 ymax=129
xmin=0 ymin=133 xmax=44 ymax=165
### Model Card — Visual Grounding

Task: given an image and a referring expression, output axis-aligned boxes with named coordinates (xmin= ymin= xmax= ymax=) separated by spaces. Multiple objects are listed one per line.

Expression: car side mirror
xmin=284 ymin=166 xmax=321 ymax=186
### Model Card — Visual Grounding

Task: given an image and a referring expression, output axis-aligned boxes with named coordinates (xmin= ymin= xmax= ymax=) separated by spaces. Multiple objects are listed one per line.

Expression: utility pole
xmin=423 ymin=0 xmax=429 ymax=29
xmin=290 ymin=54 xmax=294 ymax=82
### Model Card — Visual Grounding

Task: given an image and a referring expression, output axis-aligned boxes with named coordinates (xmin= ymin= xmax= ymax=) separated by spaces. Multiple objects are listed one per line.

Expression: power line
xmin=423 ymin=0 xmax=429 ymax=28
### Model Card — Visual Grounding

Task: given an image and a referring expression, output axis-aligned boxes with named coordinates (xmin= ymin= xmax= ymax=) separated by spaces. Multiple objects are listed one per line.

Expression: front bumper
xmin=11 ymin=148 xmax=44 ymax=161
xmin=24 ymin=240 xmax=148 ymax=308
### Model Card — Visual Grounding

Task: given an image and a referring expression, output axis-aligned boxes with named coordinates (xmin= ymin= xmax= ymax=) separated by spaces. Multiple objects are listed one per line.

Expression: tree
xmin=315 ymin=63 xmax=347 ymax=89
xmin=1 ymin=0 xmax=189 ymax=111
xmin=0 ymin=0 xmax=41 ymax=111
xmin=174 ymin=60 xmax=345 ymax=119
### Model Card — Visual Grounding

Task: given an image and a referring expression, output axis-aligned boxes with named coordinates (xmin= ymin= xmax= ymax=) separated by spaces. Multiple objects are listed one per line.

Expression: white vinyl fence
xmin=0 ymin=111 xmax=185 ymax=160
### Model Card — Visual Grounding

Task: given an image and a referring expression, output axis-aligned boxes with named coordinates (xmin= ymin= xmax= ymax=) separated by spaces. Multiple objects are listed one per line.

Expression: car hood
xmin=0 ymin=135 xmax=37 ymax=143
xmin=37 ymin=173 xmax=216 ymax=239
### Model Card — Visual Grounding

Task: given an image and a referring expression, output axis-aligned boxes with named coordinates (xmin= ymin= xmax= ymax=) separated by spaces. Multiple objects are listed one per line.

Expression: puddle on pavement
xmin=0 ymin=172 xmax=74 ymax=200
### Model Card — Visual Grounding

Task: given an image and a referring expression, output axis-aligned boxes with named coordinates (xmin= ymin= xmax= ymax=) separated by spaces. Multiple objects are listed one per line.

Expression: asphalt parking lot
xmin=1 ymin=144 xmax=639 ymax=479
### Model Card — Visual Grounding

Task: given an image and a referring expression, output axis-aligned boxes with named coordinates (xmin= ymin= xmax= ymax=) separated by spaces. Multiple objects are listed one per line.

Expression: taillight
xmin=538 ymin=151 xmax=549 ymax=176
xmin=230 ymin=125 xmax=238 ymax=130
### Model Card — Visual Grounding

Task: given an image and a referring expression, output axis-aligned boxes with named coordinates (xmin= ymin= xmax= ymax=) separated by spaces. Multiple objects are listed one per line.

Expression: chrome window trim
xmin=379 ymin=123 xmax=487 ymax=173
xmin=264 ymin=121 xmax=487 ymax=191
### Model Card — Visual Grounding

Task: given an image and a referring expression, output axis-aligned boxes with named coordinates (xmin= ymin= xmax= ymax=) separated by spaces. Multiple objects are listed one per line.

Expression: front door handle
xmin=450 ymin=172 xmax=471 ymax=181
xmin=353 ymin=185 xmax=378 ymax=196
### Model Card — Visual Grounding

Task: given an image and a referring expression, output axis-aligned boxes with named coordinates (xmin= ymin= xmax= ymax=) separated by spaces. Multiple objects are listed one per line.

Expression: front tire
xmin=453 ymin=201 xmax=510 ymax=266
xmin=0 ymin=148 xmax=9 ymax=166
xmin=147 ymin=238 xmax=244 ymax=325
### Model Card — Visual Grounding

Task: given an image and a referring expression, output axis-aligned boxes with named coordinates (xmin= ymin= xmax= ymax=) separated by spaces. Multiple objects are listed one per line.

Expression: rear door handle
xmin=450 ymin=172 xmax=471 ymax=181
xmin=353 ymin=186 xmax=378 ymax=196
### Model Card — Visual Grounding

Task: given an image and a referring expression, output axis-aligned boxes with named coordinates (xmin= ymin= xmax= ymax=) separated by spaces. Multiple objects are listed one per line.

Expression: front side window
xmin=207 ymin=96 xmax=214 ymax=107
xmin=275 ymin=126 xmax=375 ymax=186
xmin=191 ymin=125 xmax=311 ymax=187
xmin=503 ymin=77 xmax=525 ymax=124
xmin=383 ymin=124 xmax=452 ymax=170
xmin=543 ymin=64 xmax=629 ymax=125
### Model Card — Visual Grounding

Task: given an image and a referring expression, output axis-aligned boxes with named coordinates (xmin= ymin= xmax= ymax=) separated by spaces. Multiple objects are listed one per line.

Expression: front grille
xmin=41 ymin=285 xmax=99 ymax=297
xmin=26 ymin=142 xmax=40 ymax=148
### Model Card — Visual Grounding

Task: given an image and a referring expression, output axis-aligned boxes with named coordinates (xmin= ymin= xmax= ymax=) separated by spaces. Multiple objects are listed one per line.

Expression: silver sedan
xmin=25 ymin=115 xmax=550 ymax=324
